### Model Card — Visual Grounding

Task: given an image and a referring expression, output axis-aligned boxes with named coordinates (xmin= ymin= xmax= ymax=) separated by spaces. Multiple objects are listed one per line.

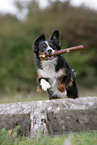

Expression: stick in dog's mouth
xmin=39 ymin=45 xmax=84 ymax=59
xmin=39 ymin=54 xmax=56 ymax=60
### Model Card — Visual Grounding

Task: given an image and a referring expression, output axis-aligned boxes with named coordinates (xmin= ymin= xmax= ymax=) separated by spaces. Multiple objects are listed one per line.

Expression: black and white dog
xmin=33 ymin=30 xmax=78 ymax=99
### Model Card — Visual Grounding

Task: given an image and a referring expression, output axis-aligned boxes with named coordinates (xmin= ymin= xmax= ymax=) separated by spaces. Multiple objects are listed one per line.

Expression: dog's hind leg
xmin=67 ymin=81 xmax=79 ymax=99
xmin=36 ymin=77 xmax=43 ymax=92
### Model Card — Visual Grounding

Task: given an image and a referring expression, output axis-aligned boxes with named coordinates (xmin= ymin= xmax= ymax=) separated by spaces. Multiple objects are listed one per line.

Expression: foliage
xmin=0 ymin=126 xmax=20 ymax=145
xmin=72 ymin=131 xmax=97 ymax=145
xmin=0 ymin=0 xmax=97 ymax=93
xmin=0 ymin=127 xmax=97 ymax=145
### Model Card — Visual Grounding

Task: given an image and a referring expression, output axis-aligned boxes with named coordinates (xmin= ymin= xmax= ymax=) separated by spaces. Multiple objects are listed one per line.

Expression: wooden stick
xmin=39 ymin=45 xmax=84 ymax=59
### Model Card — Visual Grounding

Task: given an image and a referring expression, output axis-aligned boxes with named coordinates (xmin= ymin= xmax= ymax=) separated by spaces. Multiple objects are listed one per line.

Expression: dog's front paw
xmin=40 ymin=79 xmax=51 ymax=91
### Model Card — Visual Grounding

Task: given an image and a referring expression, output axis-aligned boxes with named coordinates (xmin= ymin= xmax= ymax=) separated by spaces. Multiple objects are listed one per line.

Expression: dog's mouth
xmin=39 ymin=51 xmax=56 ymax=61
xmin=46 ymin=56 xmax=54 ymax=60
xmin=42 ymin=55 xmax=55 ymax=61
xmin=39 ymin=53 xmax=55 ymax=61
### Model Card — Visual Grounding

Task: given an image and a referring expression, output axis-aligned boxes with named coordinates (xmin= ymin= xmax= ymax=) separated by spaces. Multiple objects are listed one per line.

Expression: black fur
xmin=33 ymin=30 xmax=78 ymax=99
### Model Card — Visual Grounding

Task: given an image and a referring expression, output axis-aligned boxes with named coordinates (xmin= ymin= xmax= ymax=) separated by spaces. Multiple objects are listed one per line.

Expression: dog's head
xmin=33 ymin=30 xmax=61 ymax=60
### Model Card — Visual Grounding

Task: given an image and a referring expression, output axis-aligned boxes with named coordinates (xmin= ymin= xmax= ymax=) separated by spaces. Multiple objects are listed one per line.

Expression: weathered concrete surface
xmin=0 ymin=102 xmax=33 ymax=114
xmin=0 ymin=114 xmax=30 ymax=136
xmin=47 ymin=109 xmax=97 ymax=135
xmin=0 ymin=97 xmax=97 ymax=137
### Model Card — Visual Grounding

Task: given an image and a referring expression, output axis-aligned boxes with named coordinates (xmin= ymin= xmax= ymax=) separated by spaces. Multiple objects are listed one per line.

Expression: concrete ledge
xmin=47 ymin=109 xmax=97 ymax=135
xmin=0 ymin=114 xmax=30 ymax=136
xmin=0 ymin=97 xmax=97 ymax=137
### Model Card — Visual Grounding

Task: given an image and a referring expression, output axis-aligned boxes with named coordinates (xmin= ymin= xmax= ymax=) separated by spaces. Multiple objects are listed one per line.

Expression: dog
xmin=33 ymin=30 xmax=78 ymax=99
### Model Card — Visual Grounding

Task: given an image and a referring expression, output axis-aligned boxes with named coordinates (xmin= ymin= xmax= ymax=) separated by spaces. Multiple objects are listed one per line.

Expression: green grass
xmin=0 ymin=127 xmax=97 ymax=145
xmin=0 ymin=87 xmax=97 ymax=104
xmin=0 ymin=91 xmax=48 ymax=104
xmin=72 ymin=131 xmax=97 ymax=145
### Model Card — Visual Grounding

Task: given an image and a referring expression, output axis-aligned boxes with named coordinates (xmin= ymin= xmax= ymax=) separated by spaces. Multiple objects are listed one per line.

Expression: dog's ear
xmin=49 ymin=30 xmax=61 ymax=50
xmin=33 ymin=34 xmax=45 ymax=54
xmin=49 ymin=30 xmax=59 ymax=43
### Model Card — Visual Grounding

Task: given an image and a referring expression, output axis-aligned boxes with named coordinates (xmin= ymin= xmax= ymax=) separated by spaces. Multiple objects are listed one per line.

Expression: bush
xmin=0 ymin=1 xmax=97 ymax=92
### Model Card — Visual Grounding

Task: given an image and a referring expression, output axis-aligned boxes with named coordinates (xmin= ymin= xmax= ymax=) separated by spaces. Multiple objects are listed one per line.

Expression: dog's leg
xmin=37 ymin=70 xmax=51 ymax=92
xmin=37 ymin=77 xmax=51 ymax=92
xmin=67 ymin=80 xmax=79 ymax=99
xmin=40 ymin=79 xmax=51 ymax=91
xmin=57 ymin=70 xmax=78 ymax=99
xmin=57 ymin=79 xmax=66 ymax=92
xmin=36 ymin=71 xmax=43 ymax=92
xmin=47 ymin=89 xmax=60 ymax=100
xmin=57 ymin=70 xmax=72 ymax=92
xmin=36 ymin=77 xmax=43 ymax=92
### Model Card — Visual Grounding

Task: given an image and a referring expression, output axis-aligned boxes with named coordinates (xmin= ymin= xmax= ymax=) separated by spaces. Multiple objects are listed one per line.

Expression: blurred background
xmin=0 ymin=0 xmax=97 ymax=103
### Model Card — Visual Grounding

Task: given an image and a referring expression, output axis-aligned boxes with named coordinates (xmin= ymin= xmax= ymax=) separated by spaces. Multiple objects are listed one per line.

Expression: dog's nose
xmin=47 ymin=49 xmax=52 ymax=54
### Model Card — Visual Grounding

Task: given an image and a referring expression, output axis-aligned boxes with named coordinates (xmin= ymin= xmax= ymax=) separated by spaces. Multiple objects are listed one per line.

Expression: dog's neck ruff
xmin=39 ymin=58 xmax=57 ymax=78
xmin=39 ymin=57 xmax=64 ymax=80
xmin=41 ymin=57 xmax=57 ymax=68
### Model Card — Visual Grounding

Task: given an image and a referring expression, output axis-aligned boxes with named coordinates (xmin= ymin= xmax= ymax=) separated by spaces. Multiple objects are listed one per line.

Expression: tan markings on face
xmin=43 ymin=44 xmax=46 ymax=47
xmin=49 ymin=43 xmax=52 ymax=47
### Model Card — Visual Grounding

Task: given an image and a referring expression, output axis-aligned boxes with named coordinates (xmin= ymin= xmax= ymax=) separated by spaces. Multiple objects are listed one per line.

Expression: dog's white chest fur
xmin=39 ymin=58 xmax=59 ymax=78
xmin=38 ymin=58 xmax=67 ymax=98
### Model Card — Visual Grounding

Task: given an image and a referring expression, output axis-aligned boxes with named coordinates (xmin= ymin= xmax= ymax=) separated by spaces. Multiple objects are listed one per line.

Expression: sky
xmin=0 ymin=0 xmax=97 ymax=16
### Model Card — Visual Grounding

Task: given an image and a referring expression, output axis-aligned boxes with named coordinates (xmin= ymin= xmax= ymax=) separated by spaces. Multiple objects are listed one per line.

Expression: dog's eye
xmin=42 ymin=44 xmax=46 ymax=48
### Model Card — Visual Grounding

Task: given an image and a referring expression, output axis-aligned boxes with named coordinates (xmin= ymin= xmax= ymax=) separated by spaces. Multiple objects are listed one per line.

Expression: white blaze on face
xmin=45 ymin=41 xmax=55 ymax=54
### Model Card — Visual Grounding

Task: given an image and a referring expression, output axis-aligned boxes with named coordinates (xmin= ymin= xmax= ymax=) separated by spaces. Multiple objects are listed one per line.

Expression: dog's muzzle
xmin=46 ymin=48 xmax=55 ymax=60
xmin=47 ymin=49 xmax=53 ymax=55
